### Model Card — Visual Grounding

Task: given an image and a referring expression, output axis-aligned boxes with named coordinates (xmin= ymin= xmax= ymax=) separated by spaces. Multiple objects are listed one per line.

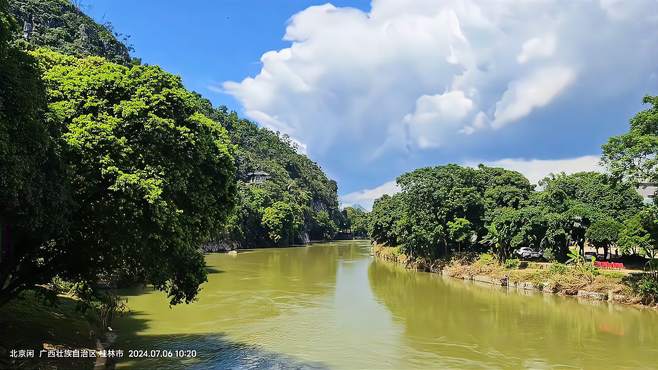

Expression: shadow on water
xmin=204 ymin=266 xmax=224 ymax=275
xmin=114 ymin=311 xmax=329 ymax=370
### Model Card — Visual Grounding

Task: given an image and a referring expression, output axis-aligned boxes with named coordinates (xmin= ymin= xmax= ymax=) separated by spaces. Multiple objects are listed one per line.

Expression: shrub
xmin=504 ymin=259 xmax=521 ymax=269
xmin=476 ymin=253 xmax=496 ymax=266
xmin=636 ymin=274 xmax=658 ymax=305
xmin=543 ymin=248 xmax=556 ymax=262
xmin=549 ymin=263 xmax=568 ymax=275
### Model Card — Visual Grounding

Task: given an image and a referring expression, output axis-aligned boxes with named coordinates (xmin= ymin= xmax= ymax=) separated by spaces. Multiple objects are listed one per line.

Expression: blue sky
xmin=84 ymin=0 xmax=369 ymax=112
xmin=85 ymin=0 xmax=658 ymax=209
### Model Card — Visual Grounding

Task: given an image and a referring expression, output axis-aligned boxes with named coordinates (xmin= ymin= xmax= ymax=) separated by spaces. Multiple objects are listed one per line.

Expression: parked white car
xmin=516 ymin=247 xmax=542 ymax=259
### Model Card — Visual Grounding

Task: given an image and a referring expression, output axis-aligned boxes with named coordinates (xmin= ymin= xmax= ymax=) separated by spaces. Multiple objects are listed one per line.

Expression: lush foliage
xmin=585 ymin=218 xmax=622 ymax=259
xmin=35 ymin=50 xmax=237 ymax=304
xmin=369 ymin=98 xmax=656 ymax=265
xmin=209 ymin=109 xmax=341 ymax=247
xmin=0 ymin=0 xmax=70 ymax=306
xmin=602 ymin=96 xmax=658 ymax=184
xmin=9 ymin=0 xmax=131 ymax=64
xmin=370 ymin=166 xmax=643 ymax=262
xmin=341 ymin=206 xmax=370 ymax=238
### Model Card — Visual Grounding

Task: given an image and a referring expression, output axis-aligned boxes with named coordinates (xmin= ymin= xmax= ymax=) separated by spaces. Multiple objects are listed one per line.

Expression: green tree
xmin=311 ymin=210 xmax=337 ymax=240
xmin=34 ymin=49 xmax=237 ymax=305
xmin=344 ymin=206 xmax=369 ymax=238
xmin=9 ymin=0 xmax=132 ymax=64
xmin=0 ymin=1 xmax=70 ymax=306
xmin=262 ymin=201 xmax=302 ymax=245
xmin=447 ymin=218 xmax=473 ymax=253
xmin=602 ymin=96 xmax=658 ymax=185
xmin=482 ymin=208 xmax=526 ymax=262
xmin=369 ymin=194 xmax=403 ymax=247
xmin=208 ymin=108 xmax=341 ymax=248
xmin=536 ymin=172 xmax=641 ymax=258
xmin=586 ymin=217 xmax=622 ymax=260
xmin=618 ymin=208 xmax=658 ymax=266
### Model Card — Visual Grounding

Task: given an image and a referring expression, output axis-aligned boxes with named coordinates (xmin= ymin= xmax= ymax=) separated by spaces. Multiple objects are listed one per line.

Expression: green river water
xmin=115 ymin=240 xmax=658 ymax=369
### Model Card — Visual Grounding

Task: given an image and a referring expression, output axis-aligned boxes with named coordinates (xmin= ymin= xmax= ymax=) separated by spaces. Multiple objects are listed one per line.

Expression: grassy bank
xmin=0 ymin=291 xmax=100 ymax=369
xmin=372 ymin=244 xmax=657 ymax=308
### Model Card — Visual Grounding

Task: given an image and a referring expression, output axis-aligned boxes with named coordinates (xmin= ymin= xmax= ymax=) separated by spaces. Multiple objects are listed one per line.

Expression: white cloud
xmin=224 ymin=0 xmax=658 ymax=161
xmin=403 ymin=90 xmax=475 ymax=148
xmin=517 ymin=35 xmax=557 ymax=64
xmin=492 ymin=66 xmax=575 ymax=128
xmin=344 ymin=155 xmax=602 ymax=210
xmin=464 ymin=155 xmax=603 ymax=185
xmin=340 ymin=180 xmax=400 ymax=211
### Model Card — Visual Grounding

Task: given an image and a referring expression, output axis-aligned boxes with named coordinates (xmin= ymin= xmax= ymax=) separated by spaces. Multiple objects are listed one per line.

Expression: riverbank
xmin=372 ymin=244 xmax=658 ymax=308
xmin=0 ymin=290 xmax=102 ymax=369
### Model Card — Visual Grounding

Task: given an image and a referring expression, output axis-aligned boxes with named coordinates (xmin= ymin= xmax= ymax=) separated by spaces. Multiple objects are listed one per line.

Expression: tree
xmin=369 ymin=194 xmax=403 ymax=247
xmin=31 ymin=49 xmax=237 ymax=305
xmin=539 ymin=172 xmax=643 ymax=221
xmin=602 ymin=96 xmax=658 ymax=185
xmin=208 ymin=107 xmax=341 ymax=248
xmin=262 ymin=201 xmax=302 ymax=245
xmin=8 ymin=0 xmax=132 ymax=64
xmin=311 ymin=210 xmax=337 ymax=240
xmin=447 ymin=218 xmax=473 ymax=253
xmin=618 ymin=208 xmax=658 ymax=266
xmin=344 ymin=206 xmax=369 ymax=238
xmin=536 ymin=172 xmax=641 ymax=258
xmin=482 ymin=208 xmax=525 ymax=262
xmin=0 ymin=2 xmax=71 ymax=306
xmin=586 ymin=218 xmax=622 ymax=260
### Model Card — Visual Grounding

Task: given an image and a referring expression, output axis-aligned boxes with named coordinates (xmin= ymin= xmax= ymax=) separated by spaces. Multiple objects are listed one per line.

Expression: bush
xmin=549 ymin=263 xmax=568 ymax=275
xmin=543 ymin=249 xmax=556 ymax=262
xmin=504 ymin=259 xmax=521 ymax=269
xmin=476 ymin=253 xmax=496 ymax=266
xmin=636 ymin=274 xmax=658 ymax=304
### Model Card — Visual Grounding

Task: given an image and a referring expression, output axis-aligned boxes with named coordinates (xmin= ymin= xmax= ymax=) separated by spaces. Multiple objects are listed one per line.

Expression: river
xmin=115 ymin=240 xmax=658 ymax=369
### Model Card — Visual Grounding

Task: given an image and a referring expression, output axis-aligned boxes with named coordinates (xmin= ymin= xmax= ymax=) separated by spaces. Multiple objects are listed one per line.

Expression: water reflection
xmin=115 ymin=241 xmax=658 ymax=369
xmin=368 ymin=260 xmax=658 ymax=369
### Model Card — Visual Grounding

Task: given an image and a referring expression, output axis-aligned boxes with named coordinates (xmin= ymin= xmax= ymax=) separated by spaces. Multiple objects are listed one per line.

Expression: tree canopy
xmin=209 ymin=109 xmax=341 ymax=247
xmin=603 ymin=96 xmax=658 ymax=184
xmin=9 ymin=0 xmax=131 ymax=64
xmin=368 ymin=164 xmax=645 ymax=262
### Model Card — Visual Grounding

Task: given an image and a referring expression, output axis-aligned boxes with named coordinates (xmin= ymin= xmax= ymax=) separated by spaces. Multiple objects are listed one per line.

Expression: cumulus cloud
xmin=404 ymin=90 xmax=475 ymax=148
xmin=342 ymin=155 xmax=603 ymax=210
xmin=492 ymin=66 xmax=576 ymax=128
xmin=224 ymin=0 xmax=658 ymax=164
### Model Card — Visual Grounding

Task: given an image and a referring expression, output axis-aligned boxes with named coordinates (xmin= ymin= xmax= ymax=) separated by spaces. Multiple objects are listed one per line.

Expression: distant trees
xmin=342 ymin=206 xmax=369 ymax=238
xmin=9 ymin=0 xmax=132 ymax=64
xmin=369 ymin=165 xmax=533 ymax=261
xmin=368 ymin=97 xmax=657 ymax=264
xmin=210 ymin=108 xmax=341 ymax=247
xmin=262 ymin=201 xmax=303 ymax=245
xmin=586 ymin=218 xmax=622 ymax=260
xmin=368 ymin=168 xmax=643 ymax=263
